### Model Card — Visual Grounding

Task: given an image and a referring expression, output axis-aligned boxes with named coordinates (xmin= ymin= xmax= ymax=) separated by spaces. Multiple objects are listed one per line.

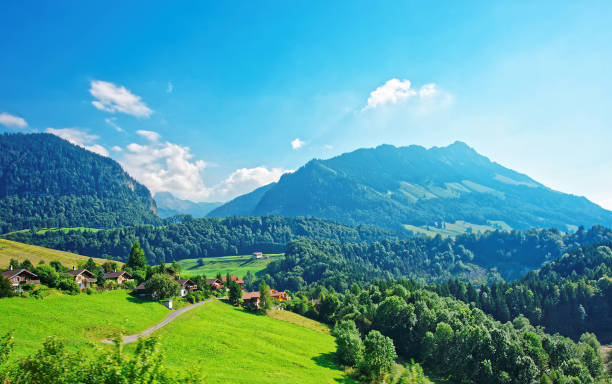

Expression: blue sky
xmin=1 ymin=1 xmax=611 ymax=208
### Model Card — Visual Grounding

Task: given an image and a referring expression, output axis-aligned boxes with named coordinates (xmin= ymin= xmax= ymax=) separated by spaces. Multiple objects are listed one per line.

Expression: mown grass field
xmin=0 ymin=238 xmax=119 ymax=269
xmin=176 ymin=254 xmax=283 ymax=278
xmin=0 ymin=290 xmax=169 ymax=358
xmin=403 ymin=220 xmax=512 ymax=237
xmin=135 ymin=300 xmax=358 ymax=384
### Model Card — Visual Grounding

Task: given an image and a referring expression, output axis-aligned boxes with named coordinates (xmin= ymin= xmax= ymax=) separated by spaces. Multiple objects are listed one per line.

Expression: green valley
xmin=176 ymin=254 xmax=283 ymax=278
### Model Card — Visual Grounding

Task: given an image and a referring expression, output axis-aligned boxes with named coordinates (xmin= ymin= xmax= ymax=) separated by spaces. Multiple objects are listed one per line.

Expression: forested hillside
xmin=0 ymin=133 xmax=161 ymax=233
xmin=436 ymin=242 xmax=612 ymax=343
xmin=209 ymin=142 xmax=612 ymax=231
xmin=2 ymin=216 xmax=406 ymax=265
xmin=284 ymin=280 xmax=607 ymax=383
xmin=259 ymin=226 xmax=612 ymax=290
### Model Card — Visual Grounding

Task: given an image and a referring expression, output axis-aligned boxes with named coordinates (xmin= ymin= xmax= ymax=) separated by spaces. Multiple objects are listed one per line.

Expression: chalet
xmin=242 ymin=291 xmax=260 ymax=308
xmin=270 ymin=289 xmax=289 ymax=301
xmin=104 ymin=270 xmax=133 ymax=286
xmin=241 ymin=289 xmax=290 ymax=309
xmin=166 ymin=267 xmax=178 ymax=278
xmin=252 ymin=252 xmax=263 ymax=259
xmin=177 ymin=279 xmax=197 ymax=297
xmin=134 ymin=282 xmax=147 ymax=296
xmin=206 ymin=278 xmax=224 ymax=290
xmin=63 ymin=268 xmax=96 ymax=290
xmin=1 ymin=267 xmax=39 ymax=292
xmin=221 ymin=275 xmax=244 ymax=289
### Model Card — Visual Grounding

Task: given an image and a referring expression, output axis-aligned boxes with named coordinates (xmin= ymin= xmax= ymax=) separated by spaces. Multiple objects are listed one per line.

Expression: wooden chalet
xmin=221 ymin=275 xmax=244 ymax=289
xmin=1 ymin=267 xmax=39 ymax=292
xmin=252 ymin=252 xmax=263 ymax=259
xmin=63 ymin=268 xmax=96 ymax=290
xmin=206 ymin=278 xmax=224 ymax=290
xmin=270 ymin=289 xmax=289 ymax=301
xmin=242 ymin=291 xmax=260 ymax=308
xmin=104 ymin=270 xmax=133 ymax=286
xmin=177 ymin=279 xmax=197 ymax=297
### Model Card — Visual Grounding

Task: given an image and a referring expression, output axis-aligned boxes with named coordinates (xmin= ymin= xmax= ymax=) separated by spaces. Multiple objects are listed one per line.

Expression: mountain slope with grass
xmin=0 ymin=238 xmax=119 ymax=269
xmin=209 ymin=142 xmax=612 ymax=232
xmin=0 ymin=133 xmax=161 ymax=233
xmin=131 ymin=300 xmax=359 ymax=384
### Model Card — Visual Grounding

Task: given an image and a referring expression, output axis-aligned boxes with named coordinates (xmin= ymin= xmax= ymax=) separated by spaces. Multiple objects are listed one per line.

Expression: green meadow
xmin=175 ymin=254 xmax=283 ymax=278
xmin=0 ymin=238 xmax=120 ymax=269
xmin=0 ymin=290 xmax=168 ymax=358
xmin=134 ymin=300 xmax=358 ymax=384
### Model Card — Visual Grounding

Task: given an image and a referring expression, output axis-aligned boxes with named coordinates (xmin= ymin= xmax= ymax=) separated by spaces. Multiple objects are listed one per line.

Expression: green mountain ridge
xmin=209 ymin=141 xmax=612 ymax=231
xmin=0 ymin=133 xmax=162 ymax=233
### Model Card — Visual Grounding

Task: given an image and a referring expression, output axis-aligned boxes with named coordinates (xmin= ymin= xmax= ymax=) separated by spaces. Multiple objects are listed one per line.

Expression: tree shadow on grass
xmin=312 ymin=353 xmax=362 ymax=383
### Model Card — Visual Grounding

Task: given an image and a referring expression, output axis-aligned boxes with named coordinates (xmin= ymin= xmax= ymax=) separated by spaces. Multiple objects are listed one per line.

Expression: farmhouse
xmin=242 ymin=291 xmax=260 ymax=308
xmin=177 ymin=278 xmax=197 ymax=297
xmin=104 ymin=270 xmax=133 ymax=286
xmin=206 ymin=278 xmax=224 ymax=290
xmin=1 ymin=267 xmax=39 ymax=292
xmin=270 ymin=289 xmax=289 ymax=301
xmin=252 ymin=252 xmax=263 ymax=259
xmin=221 ymin=275 xmax=244 ymax=289
xmin=63 ymin=268 xmax=96 ymax=290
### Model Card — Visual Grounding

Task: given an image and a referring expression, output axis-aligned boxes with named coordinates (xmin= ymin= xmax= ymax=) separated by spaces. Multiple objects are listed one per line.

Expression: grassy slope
xmin=403 ymin=220 xmax=512 ymax=237
xmin=176 ymin=254 xmax=283 ymax=278
xmin=0 ymin=290 xmax=169 ymax=358
xmin=0 ymin=238 xmax=119 ymax=269
xmin=141 ymin=301 xmax=358 ymax=384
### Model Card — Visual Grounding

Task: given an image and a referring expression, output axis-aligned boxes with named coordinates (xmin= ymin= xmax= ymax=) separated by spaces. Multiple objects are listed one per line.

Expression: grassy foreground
xmin=176 ymin=254 xmax=283 ymax=278
xmin=0 ymin=290 xmax=169 ymax=358
xmin=138 ymin=301 xmax=358 ymax=384
xmin=0 ymin=238 xmax=118 ymax=269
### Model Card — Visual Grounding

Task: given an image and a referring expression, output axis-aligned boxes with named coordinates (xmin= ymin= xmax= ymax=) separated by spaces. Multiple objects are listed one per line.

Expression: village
xmin=1 ymin=249 xmax=290 ymax=312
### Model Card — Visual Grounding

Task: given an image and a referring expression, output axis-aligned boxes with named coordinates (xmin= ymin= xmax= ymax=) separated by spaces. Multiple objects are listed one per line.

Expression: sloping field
xmin=138 ymin=300 xmax=358 ymax=384
xmin=0 ymin=290 xmax=168 ymax=358
xmin=0 ymin=238 xmax=118 ymax=269
xmin=176 ymin=254 xmax=283 ymax=278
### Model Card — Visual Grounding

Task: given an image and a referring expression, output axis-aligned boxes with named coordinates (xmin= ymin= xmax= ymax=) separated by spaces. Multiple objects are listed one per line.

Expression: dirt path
xmin=102 ymin=297 xmax=224 ymax=345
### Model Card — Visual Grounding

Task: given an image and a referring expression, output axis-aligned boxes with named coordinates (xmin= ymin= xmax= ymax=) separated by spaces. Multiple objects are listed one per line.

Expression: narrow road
xmin=102 ymin=297 xmax=224 ymax=345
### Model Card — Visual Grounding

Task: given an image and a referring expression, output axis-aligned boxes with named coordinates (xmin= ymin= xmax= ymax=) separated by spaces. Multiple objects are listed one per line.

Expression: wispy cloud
xmin=166 ymin=82 xmax=173 ymax=94
xmin=104 ymin=117 xmax=123 ymax=132
xmin=136 ymin=129 xmax=160 ymax=142
xmin=45 ymin=127 xmax=109 ymax=157
xmin=0 ymin=112 xmax=27 ymax=128
xmin=291 ymin=138 xmax=305 ymax=150
xmin=118 ymin=133 xmax=289 ymax=201
xmin=362 ymin=78 xmax=448 ymax=111
xmin=90 ymin=80 xmax=153 ymax=118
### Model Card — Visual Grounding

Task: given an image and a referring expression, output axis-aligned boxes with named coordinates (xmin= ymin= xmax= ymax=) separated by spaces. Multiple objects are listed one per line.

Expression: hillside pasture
xmin=0 ymin=238 xmax=118 ymax=269
xmin=0 ymin=290 xmax=168 ymax=358
xmin=175 ymin=253 xmax=283 ymax=277
xmin=136 ymin=300 xmax=358 ymax=383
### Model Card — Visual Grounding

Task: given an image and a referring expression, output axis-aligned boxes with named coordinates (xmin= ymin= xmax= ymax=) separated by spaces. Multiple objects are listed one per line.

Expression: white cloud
xmin=118 ymin=134 xmax=289 ymax=201
xmin=90 ymin=80 xmax=153 ymax=118
xmin=111 ymin=145 xmax=122 ymax=152
xmin=45 ymin=127 xmax=109 ymax=157
xmin=166 ymin=82 xmax=173 ymax=93
xmin=324 ymin=144 xmax=334 ymax=150
xmin=213 ymin=167 xmax=289 ymax=199
xmin=362 ymin=79 xmax=446 ymax=111
xmin=104 ymin=117 xmax=123 ymax=132
xmin=136 ymin=129 xmax=160 ymax=142
xmin=0 ymin=112 xmax=27 ymax=128
xmin=291 ymin=138 xmax=305 ymax=150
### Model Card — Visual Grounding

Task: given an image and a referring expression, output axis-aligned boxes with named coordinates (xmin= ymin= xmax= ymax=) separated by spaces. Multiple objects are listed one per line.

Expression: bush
xmin=332 ymin=320 xmax=363 ymax=367
xmin=56 ymin=276 xmax=80 ymax=295
xmin=122 ymin=280 xmax=136 ymax=291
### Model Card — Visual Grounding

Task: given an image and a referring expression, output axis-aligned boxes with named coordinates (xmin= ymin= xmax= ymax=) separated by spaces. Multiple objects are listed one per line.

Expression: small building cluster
xmin=241 ymin=289 xmax=289 ymax=309
xmin=134 ymin=267 xmax=197 ymax=298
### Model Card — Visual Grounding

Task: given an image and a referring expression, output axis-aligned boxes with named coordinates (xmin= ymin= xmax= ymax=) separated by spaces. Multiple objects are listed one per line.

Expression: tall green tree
xmin=360 ymin=330 xmax=397 ymax=381
xmin=228 ymin=280 xmax=242 ymax=306
xmin=83 ymin=257 xmax=97 ymax=272
xmin=332 ymin=320 xmax=363 ymax=367
xmin=144 ymin=273 xmax=179 ymax=299
xmin=259 ymin=280 xmax=272 ymax=311
xmin=127 ymin=240 xmax=147 ymax=269
xmin=0 ymin=277 xmax=14 ymax=298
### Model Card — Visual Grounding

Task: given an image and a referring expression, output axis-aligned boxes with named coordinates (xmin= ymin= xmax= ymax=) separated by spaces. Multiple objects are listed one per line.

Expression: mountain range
xmin=154 ymin=192 xmax=222 ymax=218
xmin=209 ymin=141 xmax=612 ymax=232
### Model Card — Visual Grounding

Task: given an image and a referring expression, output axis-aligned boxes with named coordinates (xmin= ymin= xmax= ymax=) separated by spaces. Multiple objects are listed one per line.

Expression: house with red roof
xmin=221 ymin=275 xmax=244 ymax=289
xmin=1 ymin=267 xmax=39 ymax=292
